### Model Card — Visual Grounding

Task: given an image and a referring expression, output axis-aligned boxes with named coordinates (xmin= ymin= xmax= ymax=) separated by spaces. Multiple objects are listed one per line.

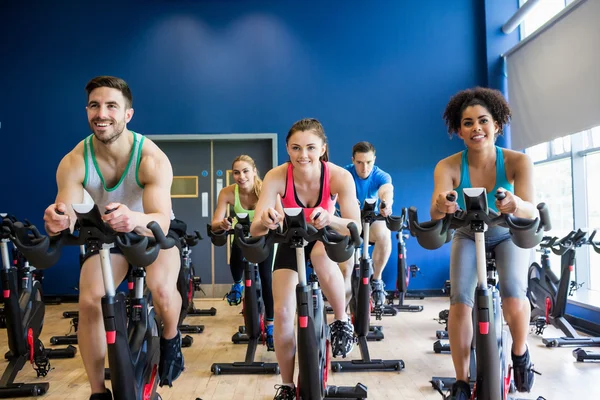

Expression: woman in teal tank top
xmin=211 ymin=155 xmax=275 ymax=351
xmin=429 ymin=88 xmax=540 ymax=399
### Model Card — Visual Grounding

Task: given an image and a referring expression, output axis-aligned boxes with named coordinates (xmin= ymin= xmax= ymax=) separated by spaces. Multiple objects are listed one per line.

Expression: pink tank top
xmin=281 ymin=161 xmax=336 ymax=223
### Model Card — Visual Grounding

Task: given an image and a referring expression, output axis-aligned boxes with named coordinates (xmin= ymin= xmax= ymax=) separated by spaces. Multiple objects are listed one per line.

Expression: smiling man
xmin=43 ymin=76 xmax=184 ymax=399
xmin=341 ymin=141 xmax=394 ymax=308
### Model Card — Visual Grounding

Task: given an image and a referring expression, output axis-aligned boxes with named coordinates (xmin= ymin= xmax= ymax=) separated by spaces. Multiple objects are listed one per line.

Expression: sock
xmin=282 ymin=382 xmax=295 ymax=388
xmin=335 ymin=315 xmax=348 ymax=323
xmin=234 ymin=280 xmax=243 ymax=285
xmin=512 ymin=347 xmax=529 ymax=365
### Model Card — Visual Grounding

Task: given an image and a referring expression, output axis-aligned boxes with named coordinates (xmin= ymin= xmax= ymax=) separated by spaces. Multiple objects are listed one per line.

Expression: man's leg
xmin=369 ymin=220 xmax=392 ymax=306
xmin=146 ymin=247 xmax=183 ymax=385
xmin=78 ymin=253 xmax=129 ymax=396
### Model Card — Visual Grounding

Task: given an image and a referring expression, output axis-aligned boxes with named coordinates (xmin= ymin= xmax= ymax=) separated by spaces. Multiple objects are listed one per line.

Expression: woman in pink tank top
xmin=250 ymin=118 xmax=362 ymax=400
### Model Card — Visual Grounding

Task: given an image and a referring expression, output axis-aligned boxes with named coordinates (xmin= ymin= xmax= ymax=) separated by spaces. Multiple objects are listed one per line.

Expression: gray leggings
xmin=450 ymin=226 xmax=530 ymax=308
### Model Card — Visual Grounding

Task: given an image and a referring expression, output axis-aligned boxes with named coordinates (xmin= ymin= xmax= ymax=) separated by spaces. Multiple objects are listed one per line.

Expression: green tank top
xmin=233 ymin=184 xmax=255 ymax=221
xmin=454 ymin=146 xmax=514 ymax=213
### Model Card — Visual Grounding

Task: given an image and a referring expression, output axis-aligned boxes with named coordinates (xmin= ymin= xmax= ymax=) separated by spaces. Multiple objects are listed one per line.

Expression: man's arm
xmin=133 ymin=148 xmax=173 ymax=235
xmin=45 ymin=149 xmax=85 ymax=235
xmin=378 ymin=183 xmax=394 ymax=206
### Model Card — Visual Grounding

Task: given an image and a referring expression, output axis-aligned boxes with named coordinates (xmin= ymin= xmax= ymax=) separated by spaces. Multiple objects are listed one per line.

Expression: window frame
xmin=529 ymin=129 xmax=600 ymax=298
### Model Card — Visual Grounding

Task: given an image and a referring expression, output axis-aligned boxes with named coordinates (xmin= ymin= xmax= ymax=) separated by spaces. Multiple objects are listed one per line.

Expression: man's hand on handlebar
xmin=495 ymin=188 xmax=521 ymax=215
xmin=44 ymin=202 xmax=70 ymax=236
xmin=379 ymin=200 xmax=392 ymax=217
xmin=260 ymin=208 xmax=282 ymax=230
xmin=102 ymin=203 xmax=139 ymax=233
xmin=436 ymin=190 xmax=459 ymax=215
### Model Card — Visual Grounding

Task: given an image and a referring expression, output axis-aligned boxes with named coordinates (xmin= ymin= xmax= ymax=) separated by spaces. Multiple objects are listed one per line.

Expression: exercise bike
xmin=526 ymin=229 xmax=600 ymax=350
xmin=209 ymin=213 xmax=279 ymax=375
xmin=170 ymin=219 xmax=212 ymax=338
xmin=409 ymin=189 xmax=550 ymax=400
xmin=50 ymin=221 xmax=199 ymax=349
xmin=330 ymin=198 xmax=405 ymax=373
xmin=0 ymin=214 xmax=77 ymax=398
xmin=236 ymin=208 xmax=367 ymax=399
xmin=10 ymin=204 xmax=178 ymax=400
xmin=572 ymin=231 xmax=600 ymax=362
xmin=386 ymin=207 xmax=425 ymax=312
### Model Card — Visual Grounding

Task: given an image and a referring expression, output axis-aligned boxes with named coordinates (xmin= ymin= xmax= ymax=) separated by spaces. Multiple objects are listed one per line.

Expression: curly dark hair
xmin=442 ymin=87 xmax=511 ymax=137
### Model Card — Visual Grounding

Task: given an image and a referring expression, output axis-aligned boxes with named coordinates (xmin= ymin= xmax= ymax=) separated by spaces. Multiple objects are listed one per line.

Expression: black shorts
xmin=81 ymin=245 xmax=132 ymax=271
xmin=273 ymin=241 xmax=316 ymax=272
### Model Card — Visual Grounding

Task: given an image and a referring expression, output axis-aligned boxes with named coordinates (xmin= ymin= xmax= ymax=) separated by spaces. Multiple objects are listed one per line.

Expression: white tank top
xmin=83 ymin=132 xmax=145 ymax=213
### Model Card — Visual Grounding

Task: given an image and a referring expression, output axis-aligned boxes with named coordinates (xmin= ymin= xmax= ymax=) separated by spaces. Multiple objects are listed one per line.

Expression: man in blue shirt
xmin=342 ymin=141 xmax=394 ymax=307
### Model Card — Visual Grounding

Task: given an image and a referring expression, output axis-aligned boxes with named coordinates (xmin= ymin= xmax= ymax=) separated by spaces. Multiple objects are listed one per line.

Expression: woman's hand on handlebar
xmin=435 ymin=190 xmax=459 ymax=214
xmin=219 ymin=217 xmax=232 ymax=231
xmin=495 ymin=188 xmax=521 ymax=215
xmin=310 ymin=207 xmax=332 ymax=230
xmin=102 ymin=203 xmax=139 ymax=233
xmin=44 ymin=202 xmax=70 ymax=236
xmin=260 ymin=208 xmax=282 ymax=230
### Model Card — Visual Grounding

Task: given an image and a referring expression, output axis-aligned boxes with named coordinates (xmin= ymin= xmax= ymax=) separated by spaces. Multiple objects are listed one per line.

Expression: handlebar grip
xmin=147 ymin=222 xmax=177 ymax=249
xmin=446 ymin=193 xmax=456 ymax=202
xmin=347 ymin=222 xmax=360 ymax=247
xmin=537 ymin=203 xmax=551 ymax=232
xmin=495 ymin=190 xmax=507 ymax=201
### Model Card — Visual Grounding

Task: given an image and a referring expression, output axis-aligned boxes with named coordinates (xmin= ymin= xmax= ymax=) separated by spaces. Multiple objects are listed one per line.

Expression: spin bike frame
xmin=331 ymin=198 xmax=405 ymax=373
xmin=529 ymin=230 xmax=600 ymax=348
xmin=10 ymin=204 xmax=177 ymax=400
xmin=0 ymin=215 xmax=76 ymax=398
xmin=209 ymin=213 xmax=279 ymax=375
xmin=235 ymin=208 xmax=367 ymax=400
xmin=409 ymin=188 xmax=550 ymax=400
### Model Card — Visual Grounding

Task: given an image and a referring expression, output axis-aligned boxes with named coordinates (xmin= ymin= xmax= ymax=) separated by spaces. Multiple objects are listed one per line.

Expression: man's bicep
xmin=55 ymin=157 xmax=84 ymax=205
xmin=141 ymin=158 xmax=173 ymax=216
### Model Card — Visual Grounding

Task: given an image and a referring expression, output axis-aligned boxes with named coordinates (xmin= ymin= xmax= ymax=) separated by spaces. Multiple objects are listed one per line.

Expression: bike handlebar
xmin=589 ymin=230 xmax=600 ymax=254
xmin=234 ymin=208 xmax=360 ymax=265
xmin=6 ymin=204 xmax=177 ymax=270
xmin=409 ymin=188 xmax=551 ymax=250
xmin=538 ymin=229 xmax=587 ymax=256
xmin=360 ymin=199 xmax=403 ymax=231
xmin=207 ymin=213 xmax=252 ymax=247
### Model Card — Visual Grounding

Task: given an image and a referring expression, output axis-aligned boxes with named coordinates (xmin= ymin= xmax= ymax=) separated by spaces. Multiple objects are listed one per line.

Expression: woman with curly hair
xmin=430 ymin=87 xmax=539 ymax=400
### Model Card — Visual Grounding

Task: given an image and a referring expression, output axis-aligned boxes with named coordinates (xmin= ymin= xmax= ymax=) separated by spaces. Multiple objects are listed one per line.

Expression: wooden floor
xmin=2 ymin=297 xmax=599 ymax=399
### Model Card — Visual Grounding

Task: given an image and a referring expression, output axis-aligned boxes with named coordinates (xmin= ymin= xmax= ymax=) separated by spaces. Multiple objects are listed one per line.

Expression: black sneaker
xmin=90 ymin=389 xmax=112 ymax=400
xmin=274 ymin=384 xmax=296 ymax=399
xmin=329 ymin=319 xmax=356 ymax=358
xmin=159 ymin=331 xmax=185 ymax=387
xmin=512 ymin=348 xmax=540 ymax=392
xmin=450 ymin=380 xmax=471 ymax=400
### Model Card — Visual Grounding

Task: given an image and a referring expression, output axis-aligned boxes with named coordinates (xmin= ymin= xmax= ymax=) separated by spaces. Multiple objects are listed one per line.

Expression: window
xmin=586 ymin=152 xmax=600 ymax=290
xmin=532 ymin=158 xmax=574 ymax=276
xmin=520 ymin=0 xmax=568 ymax=39
xmin=526 ymin=125 xmax=600 ymax=297
xmin=171 ymin=176 xmax=198 ymax=198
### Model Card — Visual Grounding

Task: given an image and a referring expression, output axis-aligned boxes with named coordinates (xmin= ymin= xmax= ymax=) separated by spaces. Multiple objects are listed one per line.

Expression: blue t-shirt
xmin=345 ymin=164 xmax=392 ymax=209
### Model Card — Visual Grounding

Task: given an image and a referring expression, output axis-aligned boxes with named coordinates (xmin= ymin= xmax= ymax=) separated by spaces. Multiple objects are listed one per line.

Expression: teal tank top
xmin=454 ymin=146 xmax=513 ymax=212
xmin=233 ymin=184 xmax=255 ymax=222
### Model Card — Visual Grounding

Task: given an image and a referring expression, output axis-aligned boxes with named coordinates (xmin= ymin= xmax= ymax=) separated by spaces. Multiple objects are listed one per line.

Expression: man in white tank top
xmin=43 ymin=76 xmax=183 ymax=400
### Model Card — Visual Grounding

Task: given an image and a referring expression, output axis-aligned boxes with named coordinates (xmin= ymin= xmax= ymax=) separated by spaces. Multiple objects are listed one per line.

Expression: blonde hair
xmin=232 ymin=155 xmax=263 ymax=199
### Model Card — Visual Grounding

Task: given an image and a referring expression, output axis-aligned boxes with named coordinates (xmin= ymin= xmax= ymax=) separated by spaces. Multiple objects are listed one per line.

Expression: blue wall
xmin=0 ymin=0 xmax=487 ymax=294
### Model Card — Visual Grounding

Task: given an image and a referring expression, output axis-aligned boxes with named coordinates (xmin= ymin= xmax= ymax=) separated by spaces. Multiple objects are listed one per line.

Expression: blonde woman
xmin=211 ymin=155 xmax=275 ymax=351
